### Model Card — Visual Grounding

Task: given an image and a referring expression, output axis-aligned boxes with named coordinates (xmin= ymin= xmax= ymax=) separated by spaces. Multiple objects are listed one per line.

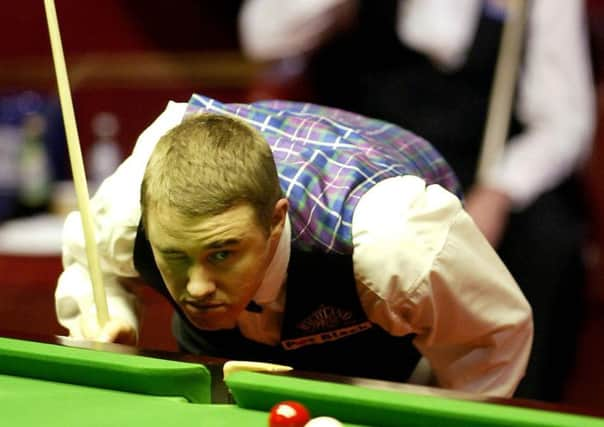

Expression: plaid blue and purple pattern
xmin=186 ymin=94 xmax=460 ymax=254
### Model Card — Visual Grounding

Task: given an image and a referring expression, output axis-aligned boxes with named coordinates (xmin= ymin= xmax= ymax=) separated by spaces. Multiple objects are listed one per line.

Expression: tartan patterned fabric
xmin=186 ymin=94 xmax=461 ymax=254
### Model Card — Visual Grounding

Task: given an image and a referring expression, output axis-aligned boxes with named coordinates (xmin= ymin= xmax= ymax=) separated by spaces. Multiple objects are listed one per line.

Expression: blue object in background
xmin=0 ymin=91 xmax=67 ymax=222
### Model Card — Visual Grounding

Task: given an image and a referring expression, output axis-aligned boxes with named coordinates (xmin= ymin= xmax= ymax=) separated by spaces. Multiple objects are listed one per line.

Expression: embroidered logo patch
xmin=296 ymin=304 xmax=353 ymax=332
xmin=281 ymin=304 xmax=373 ymax=350
xmin=281 ymin=322 xmax=373 ymax=350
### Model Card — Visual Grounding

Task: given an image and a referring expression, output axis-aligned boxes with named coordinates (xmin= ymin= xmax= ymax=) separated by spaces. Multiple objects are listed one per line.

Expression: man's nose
xmin=186 ymin=264 xmax=216 ymax=299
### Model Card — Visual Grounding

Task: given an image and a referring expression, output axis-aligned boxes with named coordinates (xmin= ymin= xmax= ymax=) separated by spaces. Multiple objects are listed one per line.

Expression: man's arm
xmin=479 ymin=0 xmax=595 ymax=208
xmin=352 ymin=176 xmax=533 ymax=397
xmin=55 ymin=154 xmax=145 ymax=343
xmin=55 ymin=101 xmax=188 ymax=343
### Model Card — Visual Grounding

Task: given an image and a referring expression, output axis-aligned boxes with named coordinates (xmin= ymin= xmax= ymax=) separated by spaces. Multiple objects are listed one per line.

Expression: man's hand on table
xmin=80 ymin=313 xmax=137 ymax=346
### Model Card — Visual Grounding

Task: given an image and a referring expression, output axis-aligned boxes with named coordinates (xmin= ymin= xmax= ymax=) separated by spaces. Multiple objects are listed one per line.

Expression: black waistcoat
xmin=308 ymin=0 xmax=525 ymax=189
xmin=133 ymin=223 xmax=421 ymax=382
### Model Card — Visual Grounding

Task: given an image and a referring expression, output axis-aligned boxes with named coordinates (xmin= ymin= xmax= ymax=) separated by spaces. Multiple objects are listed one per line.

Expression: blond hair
xmin=141 ymin=113 xmax=282 ymax=232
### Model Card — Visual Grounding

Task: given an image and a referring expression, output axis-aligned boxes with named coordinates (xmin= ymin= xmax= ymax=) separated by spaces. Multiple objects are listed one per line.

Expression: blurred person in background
xmin=238 ymin=0 xmax=596 ymax=402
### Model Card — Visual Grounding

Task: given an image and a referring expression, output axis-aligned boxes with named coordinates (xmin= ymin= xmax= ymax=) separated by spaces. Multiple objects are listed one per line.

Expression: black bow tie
xmin=245 ymin=300 xmax=263 ymax=313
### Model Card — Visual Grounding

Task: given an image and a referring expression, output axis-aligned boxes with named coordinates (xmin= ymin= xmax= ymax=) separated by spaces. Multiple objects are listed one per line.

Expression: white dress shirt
xmin=238 ymin=0 xmax=596 ymax=208
xmin=56 ymin=101 xmax=532 ymax=398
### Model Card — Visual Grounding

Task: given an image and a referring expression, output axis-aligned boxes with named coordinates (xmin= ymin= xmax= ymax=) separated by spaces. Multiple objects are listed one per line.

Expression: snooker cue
xmin=475 ymin=0 xmax=528 ymax=182
xmin=44 ymin=0 xmax=110 ymax=327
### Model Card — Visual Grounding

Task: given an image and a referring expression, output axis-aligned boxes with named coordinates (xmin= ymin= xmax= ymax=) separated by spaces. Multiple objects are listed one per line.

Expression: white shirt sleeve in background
xmin=484 ymin=0 xmax=595 ymax=208
xmin=239 ymin=0 xmax=357 ymax=60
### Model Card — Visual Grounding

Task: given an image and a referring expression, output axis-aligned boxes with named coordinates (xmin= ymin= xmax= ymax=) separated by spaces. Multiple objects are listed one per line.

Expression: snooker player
xmin=55 ymin=94 xmax=533 ymax=398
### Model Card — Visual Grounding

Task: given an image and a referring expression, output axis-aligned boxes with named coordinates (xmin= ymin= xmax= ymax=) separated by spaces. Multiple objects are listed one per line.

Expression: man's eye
xmin=208 ymin=251 xmax=230 ymax=263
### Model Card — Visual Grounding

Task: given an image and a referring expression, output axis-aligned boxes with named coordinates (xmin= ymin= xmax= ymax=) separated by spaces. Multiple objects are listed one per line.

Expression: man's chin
xmin=188 ymin=315 xmax=238 ymax=331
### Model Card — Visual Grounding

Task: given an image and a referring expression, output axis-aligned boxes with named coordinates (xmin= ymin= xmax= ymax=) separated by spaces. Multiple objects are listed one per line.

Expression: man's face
xmin=147 ymin=203 xmax=282 ymax=330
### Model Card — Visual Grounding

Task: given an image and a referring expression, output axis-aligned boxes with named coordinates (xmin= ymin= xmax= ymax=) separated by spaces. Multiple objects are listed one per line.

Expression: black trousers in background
xmin=499 ymin=185 xmax=586 ymax=401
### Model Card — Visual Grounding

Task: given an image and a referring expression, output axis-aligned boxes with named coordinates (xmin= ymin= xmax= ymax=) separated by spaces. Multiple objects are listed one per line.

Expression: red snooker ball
xmin=268 ymin=401 xmax=311 ymax=427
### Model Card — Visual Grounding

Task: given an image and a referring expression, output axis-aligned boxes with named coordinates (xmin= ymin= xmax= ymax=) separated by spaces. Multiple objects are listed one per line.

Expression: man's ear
xmin=270 ymin=198 xmax=289 ymax=235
